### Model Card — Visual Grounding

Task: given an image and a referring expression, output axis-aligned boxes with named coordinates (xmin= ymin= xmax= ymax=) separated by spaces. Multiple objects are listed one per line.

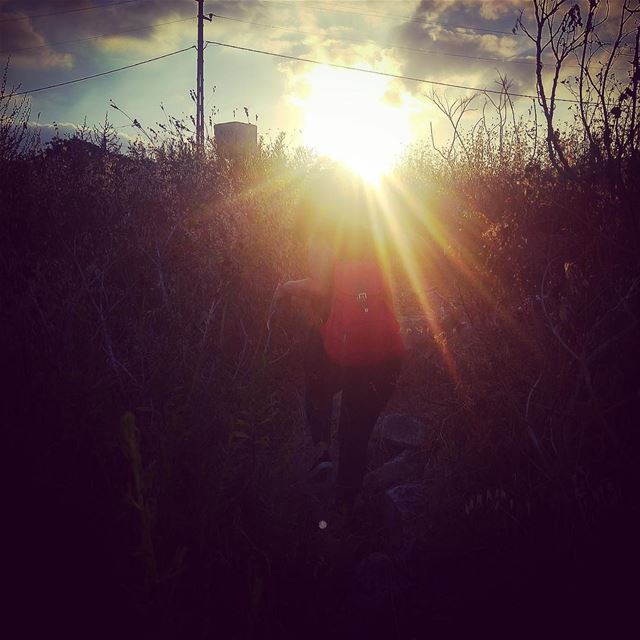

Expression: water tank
xmin=214 ymin=121 xmax=257 ymax=158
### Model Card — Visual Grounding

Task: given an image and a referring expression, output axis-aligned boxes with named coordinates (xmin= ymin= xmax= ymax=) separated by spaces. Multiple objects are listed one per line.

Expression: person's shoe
xmin=308 ymin=450 xmax=333 ymax=483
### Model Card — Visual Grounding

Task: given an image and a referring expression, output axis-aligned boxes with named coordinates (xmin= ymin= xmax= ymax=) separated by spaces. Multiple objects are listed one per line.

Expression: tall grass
xmin=3 ymin=45 xmax=639 ymax=636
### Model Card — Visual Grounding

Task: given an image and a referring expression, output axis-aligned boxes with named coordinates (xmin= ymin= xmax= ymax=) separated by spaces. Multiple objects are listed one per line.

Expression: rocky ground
xmin=274 ymin=395 xmax=438 ymax=638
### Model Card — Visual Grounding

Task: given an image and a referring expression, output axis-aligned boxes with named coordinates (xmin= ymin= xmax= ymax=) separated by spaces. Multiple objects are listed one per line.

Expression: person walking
xmin=276 ymin=168 xmax=405 ymax=518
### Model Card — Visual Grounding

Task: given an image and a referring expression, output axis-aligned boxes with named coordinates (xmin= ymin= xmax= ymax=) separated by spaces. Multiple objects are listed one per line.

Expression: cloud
xmin=0 ymin=1 xmax=259 ymax=64
xmin=221 ymin=0 xmax=539 ymax=105
xmin=28 ymin=120 xmax=83 ymax=142
xmin=0 ymin=6 xmax=74 ymax=69
xmin=25 ymin=118 xmax=135 ymax=148
xmin=383 ymin=0 xmax=540 ymax=102
xmin=415 ymin=1 xmax=521 ymax=24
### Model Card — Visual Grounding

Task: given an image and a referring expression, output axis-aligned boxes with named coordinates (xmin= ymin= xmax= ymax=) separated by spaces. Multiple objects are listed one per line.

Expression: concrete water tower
xmin=214 ymin=121 xmax=257 ymax=159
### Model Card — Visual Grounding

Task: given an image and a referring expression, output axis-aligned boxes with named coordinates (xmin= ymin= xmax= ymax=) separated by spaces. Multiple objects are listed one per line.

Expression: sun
xmin=294 ymin=66 xmax=413 ymax=183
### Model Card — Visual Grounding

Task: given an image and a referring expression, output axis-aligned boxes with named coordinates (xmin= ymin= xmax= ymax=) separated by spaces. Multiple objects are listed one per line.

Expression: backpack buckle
xmin=357 ymin=292 xmax=369 ymax=313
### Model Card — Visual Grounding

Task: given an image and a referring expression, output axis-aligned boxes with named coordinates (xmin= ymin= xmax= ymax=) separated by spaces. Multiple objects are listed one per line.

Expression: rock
xmin=363 ymin=449 xmax=422 ymax=492
xmin=382 ymin=483 xmax=427 ymax=552
xmin=377 ymin=413 xmax=427 ymax=449
xmin=383 ymin=483 xmax=425 ymax=524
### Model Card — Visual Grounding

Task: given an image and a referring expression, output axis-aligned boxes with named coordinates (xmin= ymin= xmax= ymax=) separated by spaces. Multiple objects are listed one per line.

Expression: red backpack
xmin=321 ymin=260 xmax=405 ymax=367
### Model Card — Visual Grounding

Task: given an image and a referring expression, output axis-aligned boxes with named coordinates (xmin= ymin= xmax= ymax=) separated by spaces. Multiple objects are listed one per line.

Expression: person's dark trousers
xmin=304 ymin=328 xmax=402 ymax=506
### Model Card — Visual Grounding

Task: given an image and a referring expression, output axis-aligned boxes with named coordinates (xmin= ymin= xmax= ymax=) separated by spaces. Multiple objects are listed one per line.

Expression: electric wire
xmin=0 ymin=16 xmax=196 ymax=55
xmin=212 ymin=12 xmax=631 ymax=70
xmin=3 ymin=6 xmax=626 ymax=105
xmin=3 ymin=46 xmax=195 ymax=98
xmin=0 ymin=0 xmax=141 ymax=24
xmin=262 ymin=0 xmax=517 ymax=36
xmin=205 ymin=39 xmax=591 ymax=104
xmin=263 ymin=1 xmax=634 ymax=51
xmin=212 ymin=12 xmax=536 ymax=67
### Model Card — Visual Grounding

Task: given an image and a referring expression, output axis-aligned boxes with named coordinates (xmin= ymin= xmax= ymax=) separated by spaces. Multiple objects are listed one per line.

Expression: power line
xmin=300 ymin=0 xmax=637 ymax=50
xmin=213 ymin=12 xmax=631 ymax=71
xmin=0 ymin=16 xmax=195 ymax=55
xmin=205 ymin=39 xmax=588 ymax=104
xmin=262 ymin=0 xmax=517 ymax=37
xmin=306 ymin=2 xmax=636 ymax=50
xmin=212 ymin=12 xmax=536 ymax=67
xmin=0 ymin=0 xmax=141 ymax=24
xmin=3 ymin=46 xmax=194 ymax=98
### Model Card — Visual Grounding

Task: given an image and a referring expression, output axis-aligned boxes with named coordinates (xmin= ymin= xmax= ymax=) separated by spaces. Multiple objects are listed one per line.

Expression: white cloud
xmin=25 ymin=120 xmax=135 ymax=148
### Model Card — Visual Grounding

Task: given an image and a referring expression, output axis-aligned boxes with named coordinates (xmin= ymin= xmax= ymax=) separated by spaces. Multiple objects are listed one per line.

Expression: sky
xmin=1 ymin=0 xmax=635 ymax=173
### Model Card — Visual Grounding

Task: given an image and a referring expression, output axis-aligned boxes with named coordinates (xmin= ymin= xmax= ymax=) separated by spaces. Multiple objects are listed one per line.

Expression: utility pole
xmin=196 ymin=1 xmax=212 ymax=152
